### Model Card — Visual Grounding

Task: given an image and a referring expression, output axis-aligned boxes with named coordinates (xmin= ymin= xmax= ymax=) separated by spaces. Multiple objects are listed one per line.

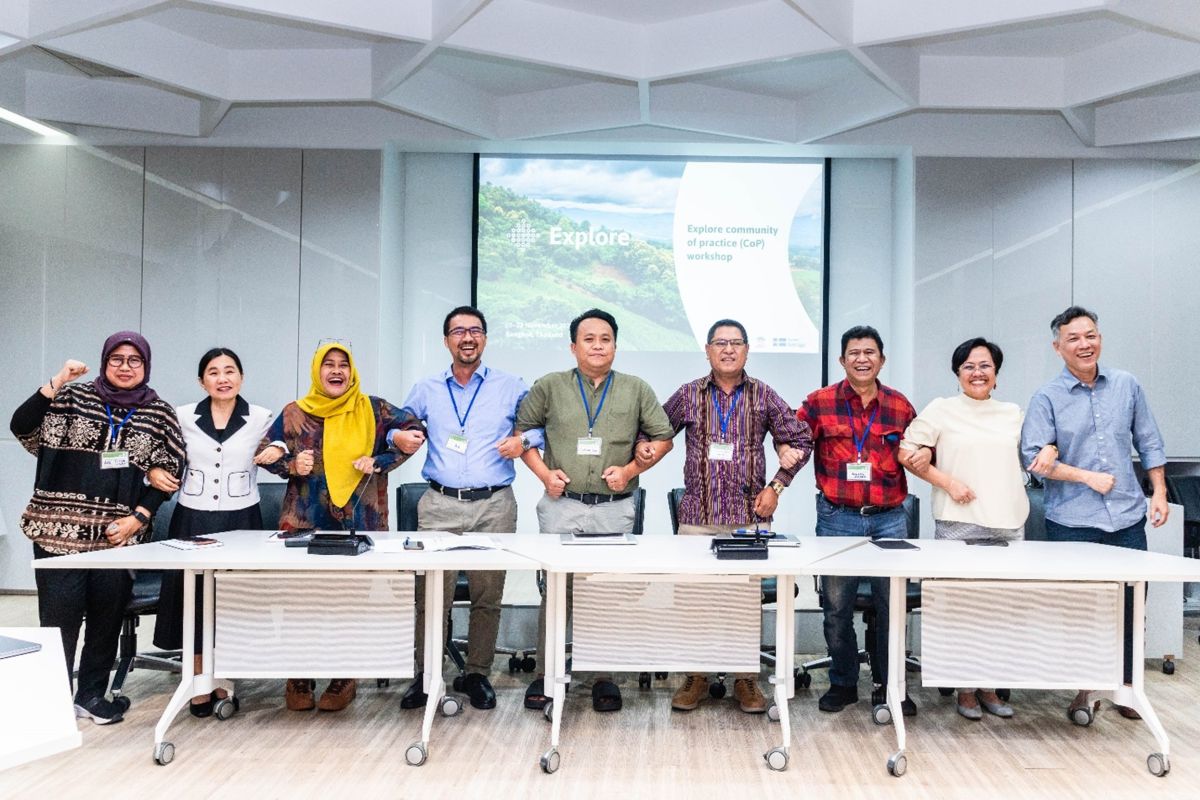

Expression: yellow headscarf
xmin=297 ymin=343 xmax=376 ymax=508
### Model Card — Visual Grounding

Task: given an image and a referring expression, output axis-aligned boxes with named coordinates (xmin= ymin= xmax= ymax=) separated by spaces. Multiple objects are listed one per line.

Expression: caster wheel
xmin=404 ymin=742 xmax=427 ymax=767
xmin=1163 ymin=660 xmax=1176 ymax=676
xmin=543 ymin=699 xmax=554 ymax=722
xmin=887 ymin=752 xmax=907 ymax=777
xmin=764 ymin=747 xmax=788 ymax=771
xmin=938 ymin=687 xmax=954 ymax=697
xmin=709 ymin=682 xmax=727 ymax=700
xmin=1147 ymin=752 xmax=1170 ymax=777
xmin=521 ymin=657 xmax=537 ymax=673
xmin=213 ymin=698 xmax=237 ymax=721
xmin=638 ymin=672 xmax=651 ymax=690
xmin=1069 ymin=705 xmax=1094 ymax=727
xmin=452 ymin=675 xmax=465 ymax=692
xmin=996 ymin=689 xmax=1011 ymax=701
xmin=113 ymin=695 xmax=132 ymax=714
xmin=508 ymin=656 xmax=521 ymax=673
xmin=540 ymin=748 xmax=561 ymax=774
xmin=767 ymin=704 xmax=780 ymax=721
xmin=795 ymin=671 xmax=812 ymax=690
xmin=655 ymin=672 xmax=667 ymax=680
xmin=377 ymin=679 xmax=390 ymax=688
xmin=439 ymin=696 xmax=462 ymax=717
xmin=872 ymin=704 xmax=892 ymax=725
xmin=154 ymin=741 xmax=175 ymax=766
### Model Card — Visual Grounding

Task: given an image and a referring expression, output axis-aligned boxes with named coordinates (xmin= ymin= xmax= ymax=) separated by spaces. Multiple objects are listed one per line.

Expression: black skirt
xmin=152 ymin=503 xmax=263 ymax=652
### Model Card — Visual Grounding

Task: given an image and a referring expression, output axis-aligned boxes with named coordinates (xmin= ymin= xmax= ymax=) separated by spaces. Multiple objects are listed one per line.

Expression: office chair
xmin=110 ymin=480 xmax=291 ymax=698
xmin=395 ymin=482 xmax=538 ymax=692
xmin=795 ymin=495 xmax=923 ymax=712
xmin=1165 ymin=476 xmax=1200 ymax=560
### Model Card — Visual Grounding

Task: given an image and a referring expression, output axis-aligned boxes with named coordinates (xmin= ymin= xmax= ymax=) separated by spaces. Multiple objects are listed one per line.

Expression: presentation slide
xmin=476 ymin=156 xmax=825 ymax=354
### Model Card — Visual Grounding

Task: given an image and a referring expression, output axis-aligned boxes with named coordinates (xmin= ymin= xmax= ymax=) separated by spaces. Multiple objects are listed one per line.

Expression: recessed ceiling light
xmin=0 ymin=106 xmax=69 ymax=139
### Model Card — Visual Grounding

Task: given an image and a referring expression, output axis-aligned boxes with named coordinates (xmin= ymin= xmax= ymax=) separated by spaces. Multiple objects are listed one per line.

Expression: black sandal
xmin=592 ymin=680 xmax=622 ymax=712
xmin=190 ymin=690 xmax=240 ymax=718
xmin=524 ymin=677 xmax=550 ymax=710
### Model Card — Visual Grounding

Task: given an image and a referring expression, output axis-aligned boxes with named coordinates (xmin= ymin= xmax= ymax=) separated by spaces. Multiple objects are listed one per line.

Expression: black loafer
xmin=818 ymin=685 xmax=859 ymax=713
xmin=190 ymin=697 xmax=214 ymax=718
xmin=524 ymin=677 xmax=550 ymax=710
xmin=463 ymin=673 xmax=497 ymax=710
xmin=401 ymin=673 xmax=428 ymax=709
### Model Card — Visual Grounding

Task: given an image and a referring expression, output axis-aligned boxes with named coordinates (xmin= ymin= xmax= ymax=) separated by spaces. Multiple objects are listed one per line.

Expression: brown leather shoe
xmin=733 ymin=678 xmax=767 ymax=714
xmin=1115 ymin=704 xmax=1142 ymax=720
xmin=318 ymin=679 xmax=358 ymax=712
xmin=286 ymin=679 xmax=315 ymax=711
xmin=672 ymin=674 xmax=709 ymax=711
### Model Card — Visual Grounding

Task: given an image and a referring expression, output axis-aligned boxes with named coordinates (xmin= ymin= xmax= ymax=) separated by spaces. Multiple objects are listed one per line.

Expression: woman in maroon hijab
xmin=10 ymin=331 xmax=185 ymax=725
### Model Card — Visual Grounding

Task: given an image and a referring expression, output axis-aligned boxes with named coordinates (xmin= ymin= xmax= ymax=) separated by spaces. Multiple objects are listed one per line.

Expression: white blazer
xmin=177 ymin=397 xmax=274 ymax=512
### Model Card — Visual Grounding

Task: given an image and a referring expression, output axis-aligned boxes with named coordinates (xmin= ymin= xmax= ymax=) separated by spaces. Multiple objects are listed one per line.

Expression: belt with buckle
xmin=825 ymin=498 xmax=900 ymax=517
xmin=563 ymin=490 xmax=632 ymax=506
xmin=429 ymin=481 xmax=507 ymax=502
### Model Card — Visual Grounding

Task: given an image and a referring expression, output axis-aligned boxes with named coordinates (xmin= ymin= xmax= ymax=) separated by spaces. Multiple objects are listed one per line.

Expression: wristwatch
xmin=521 ymin=435 xmax=532 ymax=452
xmin=769 ymin=480 xmax=785 ymax=495
xmin=133 ymin=510 xmax=151 ymax=525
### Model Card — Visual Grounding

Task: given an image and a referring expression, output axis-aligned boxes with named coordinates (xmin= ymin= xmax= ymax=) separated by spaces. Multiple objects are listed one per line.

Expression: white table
xmin=504 ymin=533 xmax=867 ymax=774
xmin=810 ymin=538 xmax=1200 ymax=779
xmin=33 ymin=531 xmax=539 ymax=767
xmin=0 ymin=627 xmax=81 ymax=771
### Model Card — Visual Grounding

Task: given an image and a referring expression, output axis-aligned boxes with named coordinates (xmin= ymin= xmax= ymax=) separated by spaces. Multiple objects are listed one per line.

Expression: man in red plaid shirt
xmin=798 ymin=325 xmax=917 ymax=716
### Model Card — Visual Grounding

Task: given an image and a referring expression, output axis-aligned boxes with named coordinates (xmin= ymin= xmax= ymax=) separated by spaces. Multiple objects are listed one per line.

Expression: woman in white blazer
xmin=152 ymin=347 xmax=280 ymax=716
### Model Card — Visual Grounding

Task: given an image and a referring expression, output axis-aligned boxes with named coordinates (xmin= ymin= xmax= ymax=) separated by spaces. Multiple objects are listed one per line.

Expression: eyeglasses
xmin=958 ymin=362 xmax=995 ymax=374
xmin=106 ymin=355 xmax=144 ymax=368
xmin=708 ymin=339 xmax=746 ymax=349
xmin=448 ymin=326 xmax=486 ymax=338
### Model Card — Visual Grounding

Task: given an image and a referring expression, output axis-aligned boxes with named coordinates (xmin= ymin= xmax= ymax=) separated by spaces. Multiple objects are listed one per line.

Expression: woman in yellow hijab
xmin=257 ymin=342 xmax=424 ymax=712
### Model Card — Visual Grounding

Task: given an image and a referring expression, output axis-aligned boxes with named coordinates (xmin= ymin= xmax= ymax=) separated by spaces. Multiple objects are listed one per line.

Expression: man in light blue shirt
xmin=390 ymin=305 xmax=543 ymax=711
xmin=1021 ymin=305 xmax=1169 ymax=721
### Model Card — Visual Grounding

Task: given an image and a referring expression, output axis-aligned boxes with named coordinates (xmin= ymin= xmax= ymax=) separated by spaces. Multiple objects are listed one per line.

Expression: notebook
xmin=0 ymin=635 xmax=42 ymax=660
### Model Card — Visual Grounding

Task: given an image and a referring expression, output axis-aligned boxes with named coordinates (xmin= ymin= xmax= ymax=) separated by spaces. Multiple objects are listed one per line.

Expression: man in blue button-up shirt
xmin=390 ymin=305 xmax=543 ymax=712
xmin=1020 ymin=305 xmax=1169 ymax=721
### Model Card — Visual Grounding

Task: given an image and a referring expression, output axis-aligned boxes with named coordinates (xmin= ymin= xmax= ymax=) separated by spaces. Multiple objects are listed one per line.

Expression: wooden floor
xmin=3 ymin=593 xmax=1200 ymax=799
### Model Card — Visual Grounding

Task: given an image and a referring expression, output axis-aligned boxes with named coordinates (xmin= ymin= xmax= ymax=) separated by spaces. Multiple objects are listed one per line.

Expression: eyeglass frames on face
xmin=448 ymin=327 xmax=486 ymax=338
xmin=106 ymin=355 xmax=143 ymax=368
xmin=708 ymin=339 xmax=747 ymax=349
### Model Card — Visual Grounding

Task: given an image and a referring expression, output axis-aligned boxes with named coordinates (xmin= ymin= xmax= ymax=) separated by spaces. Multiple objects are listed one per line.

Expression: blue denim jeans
xmin=815 ymin=495 xmax=908 ymax=688
xmin=1044 ymin=516 xmax=1147 ymax=684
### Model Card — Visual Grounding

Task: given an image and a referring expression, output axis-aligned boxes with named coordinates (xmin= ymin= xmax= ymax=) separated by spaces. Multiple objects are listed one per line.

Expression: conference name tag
xmin=577 ymin=437 xmax=602 ymax=456
xmin=100 ymin=450 xmax=130 ymax=470
xmin=446 ymin=434 xmax=469 ymax=454
xmin=846 ymin=461 xmax=872 ymax=482
xmin=708 ymin=442 xmax=734 ymax=461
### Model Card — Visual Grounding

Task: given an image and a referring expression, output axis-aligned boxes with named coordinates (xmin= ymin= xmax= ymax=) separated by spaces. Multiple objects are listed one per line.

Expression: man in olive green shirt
xmin=517 ymin=308 xmax=674 ymax=714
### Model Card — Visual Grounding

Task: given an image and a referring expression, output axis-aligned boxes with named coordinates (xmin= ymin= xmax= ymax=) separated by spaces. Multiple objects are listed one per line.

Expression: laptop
xmin=0 ymin=635 xmax=42 ymax=659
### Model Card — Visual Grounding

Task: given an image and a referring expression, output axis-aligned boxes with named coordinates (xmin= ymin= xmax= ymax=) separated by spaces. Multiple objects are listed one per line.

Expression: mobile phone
xmin=277 ymin=528 xmax=316 ymax=539
xmin=871 ymin=539 xmax=918 ymax=550
xmin=965 ymin=538 xmax=1009 ymax=547
xmin=403 ymin=538 xmax=424 ymax=551
xmin=184 ymin=536 xmax=220 ymax=546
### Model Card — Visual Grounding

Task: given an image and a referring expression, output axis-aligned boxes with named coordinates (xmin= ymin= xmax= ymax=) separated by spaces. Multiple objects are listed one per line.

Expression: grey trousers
xmin=534 ymin=493 xmax=636 ymax=670
xmin=413 ymin=486 xmax=517 ymax=675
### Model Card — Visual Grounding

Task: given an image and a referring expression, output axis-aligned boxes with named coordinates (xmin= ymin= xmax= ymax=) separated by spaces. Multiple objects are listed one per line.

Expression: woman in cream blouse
xmin=898 ymin=337 xmax=1030 ymax=722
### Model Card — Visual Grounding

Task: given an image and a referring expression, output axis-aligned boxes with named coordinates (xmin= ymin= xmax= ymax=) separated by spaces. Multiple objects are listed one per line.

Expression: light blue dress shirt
xmin=400 ymin=365 xmax=543 ymax=489
xmin=1020 ymin=364 xmax=1167 ymax=532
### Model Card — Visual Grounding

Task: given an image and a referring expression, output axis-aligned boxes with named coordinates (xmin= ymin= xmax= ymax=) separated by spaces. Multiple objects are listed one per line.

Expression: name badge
xmin=446 ymin=434 xmax=469 ymax=454
xmin=100 ymin=450 xmax=130 ymax=470
xmin=577 ymin=437 xmax=602 ymax=456
xmin=708 ymin=442 xmax=734 ymax=461
xmin=846 ymin=461 xmax=872 ymax=482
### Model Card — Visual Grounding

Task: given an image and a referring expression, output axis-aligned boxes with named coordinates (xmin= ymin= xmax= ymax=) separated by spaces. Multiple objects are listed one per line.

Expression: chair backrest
xmin=1166 ymin=476 xmax=1200 ymax=524
xmin=150 ymin=494 xmax=178 ymax=543
xmin=667 ymin=487 xmax=684 ymax=535
xmin=901 ymin=494 xmax=919 ymax=539
xmin=630 ymin=487 xmax=646 ymax=536
xmin=395 ymin=482 xmax=428 ymax=532
xmin=1024 ymin=476 xmax=1048 ymax=541
xmin=258 ymin=481 xmax=287 ymax=530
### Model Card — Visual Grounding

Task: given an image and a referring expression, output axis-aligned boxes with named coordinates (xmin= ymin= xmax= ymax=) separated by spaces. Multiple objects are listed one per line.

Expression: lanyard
xmin=104 ymin=405 xmax=136 ymax=448
xmin=576 ymin=370 xmax=613 ymax=437
xmin=711 ymin=385 xmax=743 ymax=441
xmin=446 ymin=367 xmax=487 ymax=433
xmin=844 ymin=398 xmax=878 ymax=462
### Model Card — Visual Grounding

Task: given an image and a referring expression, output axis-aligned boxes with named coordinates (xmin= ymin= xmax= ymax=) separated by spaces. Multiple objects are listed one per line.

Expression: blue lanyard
xmin=104 ymin=405 xmax=136 ymax=448
xmin=844 ymin=398 xmax=878 ymax=461
xmin=446 ymin=367 xmax=487 ymax=433
xmin=576 ymin=370 xmax=613 ymax=437
xmin=711 ymin=385 xmax=743 ymax=441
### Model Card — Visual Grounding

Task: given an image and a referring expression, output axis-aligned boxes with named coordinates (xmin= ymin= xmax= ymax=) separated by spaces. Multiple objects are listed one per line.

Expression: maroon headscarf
xmin=93 ymin=331 xmax=160 ymax=407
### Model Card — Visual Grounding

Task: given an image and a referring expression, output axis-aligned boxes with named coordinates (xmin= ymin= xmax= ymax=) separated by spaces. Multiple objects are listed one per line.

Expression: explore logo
xmin=507 ymin=220 xmax=539 ymax=250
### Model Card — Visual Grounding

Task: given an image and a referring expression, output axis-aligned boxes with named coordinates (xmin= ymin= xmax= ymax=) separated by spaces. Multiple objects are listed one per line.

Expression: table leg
xmin=763 ymin=572 xmax=793 ymax=771
xmin=1117 ymin=580 xmax=1171 ymax=776
xmin=884 ymin=576 xmax=908 ymax=777
xmin=153 ymin=568 xmax=200 ymax=764
xmin=539 ymin=570 xmax=567 ymax=774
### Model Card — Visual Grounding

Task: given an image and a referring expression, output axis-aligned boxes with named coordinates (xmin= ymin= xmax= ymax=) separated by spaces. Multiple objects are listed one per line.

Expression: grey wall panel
xmin=141 ymin=147 xmax=302 ymax=414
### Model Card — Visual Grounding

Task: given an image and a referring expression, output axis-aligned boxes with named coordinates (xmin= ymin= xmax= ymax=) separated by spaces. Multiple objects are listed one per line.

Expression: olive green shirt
xmin=517 ymin=368 xmax=673 ymax=495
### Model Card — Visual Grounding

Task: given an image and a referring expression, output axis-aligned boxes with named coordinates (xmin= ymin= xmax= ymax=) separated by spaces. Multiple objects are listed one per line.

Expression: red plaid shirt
xmin=798 ymin=379 xmax=915 ymax=509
